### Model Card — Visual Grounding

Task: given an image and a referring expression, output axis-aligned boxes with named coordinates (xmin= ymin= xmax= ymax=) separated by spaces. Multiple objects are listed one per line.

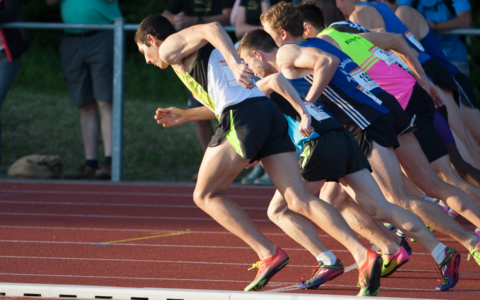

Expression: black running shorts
xmin=404 ymin=84 xmax=448 ymax=163
xmin=422 ymin=58 xmax=458 ymax=93
xmin=299 ymin=128 xmax=371 ymax=182
xmin=354 ymin=112 xmax=399 ymax=157
xmin=452 ymin=72 xmax=479 ymax=109
xmin=375 ymin=91 xmax=412 ymax=136
xmin=209 ymin=97 xmax=295 ymax=161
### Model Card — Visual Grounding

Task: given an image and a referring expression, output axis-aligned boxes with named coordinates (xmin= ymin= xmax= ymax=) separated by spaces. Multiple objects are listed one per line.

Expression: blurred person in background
xmin=162 ymin=0 xmax=235 ymax=181
xmin=46 ymin=0 xmax=122 ymax=180
xmin=0 ymin=0 xmax=28 ymax=178
xmin=235 ymin=0 xmax=292 ymax=186
xmin=398 ymin=0 xmax=473 ymax=76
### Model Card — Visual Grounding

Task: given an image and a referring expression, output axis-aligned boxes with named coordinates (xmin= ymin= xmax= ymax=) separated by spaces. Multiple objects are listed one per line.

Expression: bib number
xmin=387 ymin=50 xmax=414 ymax=76
xmin=305 ymin=103 xmax=331 ymax=122
xmin=369 ymin=46 xmax=395 ymax=66
xmin=220 ymin=60 xmax=241 ymax=88
xmin=349 ymin=67 xmax=383 ymax=105
xmin=404 ymin=31 xmax=425 ymax=52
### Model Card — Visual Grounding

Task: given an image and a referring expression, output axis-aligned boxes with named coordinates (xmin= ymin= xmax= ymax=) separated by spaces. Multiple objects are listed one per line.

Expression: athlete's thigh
xmin=395 ymin=132 xmax=439 ymax=188
xmin=320 ymin=181 xmax=349 ymax=208
xmin=196 ymin=139 xmax=250 ymax=195
xmin=260 ymin=151 xmax=308 ymax=196
xmin=367 ymin=142 xmax=405 ymax=196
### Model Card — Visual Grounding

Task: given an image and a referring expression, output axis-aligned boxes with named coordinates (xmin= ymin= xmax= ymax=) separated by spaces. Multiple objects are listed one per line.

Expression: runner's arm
xmin=278 ymin=44 xmax=339 ymax=104
xmin=257 ymin=73 xmax=313 ymax=137
xmin=155 ymin=106 xmax=216 ymax=128
xmin=160 ymin=22 xmax=254 ymax=89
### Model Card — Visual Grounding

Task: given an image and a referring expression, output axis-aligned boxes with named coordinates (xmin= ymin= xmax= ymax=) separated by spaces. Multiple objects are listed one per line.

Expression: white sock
xmin=431 ymin=243 xmax=447 ymax=265
xmin=421 ymin=195 xmax=436 ymax=203
xmin=316 ymin=251 xmax=337 ymax=266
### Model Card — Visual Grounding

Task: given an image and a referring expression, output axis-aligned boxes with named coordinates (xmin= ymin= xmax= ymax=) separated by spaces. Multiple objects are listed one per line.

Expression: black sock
xmin=85 ymin=159 xmax=98 ymax=169
xmin=104 ymin=156 xmax=112 ymax=166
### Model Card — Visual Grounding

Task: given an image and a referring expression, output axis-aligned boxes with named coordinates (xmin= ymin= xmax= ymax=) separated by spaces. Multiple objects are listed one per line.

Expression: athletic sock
xmin=104 ymin=156 xmax=112 ymax=166
xmin=421 ymin=195 xmax=436 ymax=203
xmin=316 ymin=251 xmax=337 ymax=266
xmin=85 ymin=159 xmax=98 ymax=169
xmin=431 ymin=243 xmax=448 ymax=265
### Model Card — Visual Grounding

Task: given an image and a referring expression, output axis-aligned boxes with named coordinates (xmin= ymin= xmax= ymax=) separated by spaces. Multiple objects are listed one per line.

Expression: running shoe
xmin=467 ymin=232 xmax=480 ymax=267
xmin=384 ymin=223 xmax=396 ymax=231
xmin=244 ymin=247 xmax=289 ymax=291
xmin=381 ymin=246 xmax=410 ymax=277
xmin=400 ymin=237 xmax=412 ymax=255
xmin=357 ymin=250 xmax=383 ymax=296
xmin=297 ymin=259 xmax=344 ymax=289
xmin=436 ymin=247 xmax=461 ymax=291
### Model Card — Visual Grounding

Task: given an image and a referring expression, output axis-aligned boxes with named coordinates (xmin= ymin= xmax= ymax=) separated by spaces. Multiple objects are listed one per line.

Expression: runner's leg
xmin=194 ymin=139 xmax=277 ymax=260
xmin=460 ymin=104 xmax=480 ymax=147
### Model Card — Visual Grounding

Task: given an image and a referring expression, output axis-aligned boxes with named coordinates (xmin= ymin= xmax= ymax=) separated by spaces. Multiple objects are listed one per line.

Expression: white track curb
xmin=0 ymin=283 xmax=429 ymax=300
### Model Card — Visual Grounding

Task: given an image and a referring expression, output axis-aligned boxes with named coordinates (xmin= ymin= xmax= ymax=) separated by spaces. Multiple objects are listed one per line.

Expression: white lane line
xmin=0 ymin=212 xmax=270 ymax=222
xmin=0 ymin=273 xmax=478 ymax=294
xmin=0 ymin=189 xmax=272 ymax=199
xmin=262 ymin=284 xmax=298 ymax=293
xmin=0 ymin=255 xmax=314 ymax=268
xmin=0 ymin=200 xmax=268 ymax=211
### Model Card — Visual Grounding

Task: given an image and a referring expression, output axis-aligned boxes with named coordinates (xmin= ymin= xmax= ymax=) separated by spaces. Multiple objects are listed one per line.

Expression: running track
xmin=0 ymin=181 xmax=479 ymax=299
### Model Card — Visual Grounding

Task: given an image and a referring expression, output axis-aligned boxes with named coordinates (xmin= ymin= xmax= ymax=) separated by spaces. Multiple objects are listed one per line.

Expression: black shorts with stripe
xmin=375 ymin=91 xmax=412 ymax=136
xmin=209 ymin=97 xmax=295 ymax=161
xmin=452 ymin=72 xmax=479 ymax=109
xmin=299 ymin=128 xmax=371 ymax=182
xmin=404 ymin=84 xmax=448 ymax=163
xmin=354 ymin=112 xmax=400 ymax=157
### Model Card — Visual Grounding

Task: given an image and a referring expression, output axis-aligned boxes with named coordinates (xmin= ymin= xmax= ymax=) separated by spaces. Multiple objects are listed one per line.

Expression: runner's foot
xmin=357 ymin=250 xmax=383 ymax=296
xmin=381 ymin=246 xmax=409 ymax=277
xmin=244 ymin=247 xmax=289 ymax=292
xmin=467 ymin=232 xmax=480 ymax=267
xmin=436 ymin=247 xmax=461 ymax=291
xmin=297 ymin=259 xmax=344 ymax=289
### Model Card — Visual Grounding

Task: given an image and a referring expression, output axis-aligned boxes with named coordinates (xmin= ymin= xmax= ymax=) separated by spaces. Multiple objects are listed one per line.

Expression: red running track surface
xmin=0 ymin=181 xmax=479 ymax=299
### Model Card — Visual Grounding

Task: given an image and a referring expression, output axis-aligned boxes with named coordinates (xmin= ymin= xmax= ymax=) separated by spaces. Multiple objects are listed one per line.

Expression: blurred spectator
xmin=0 ymin=0 xmax=28 ymax=178
xmin=46 ymin=0 xmax=122 ymax=180
xmin=399 ymin=0 xmax=473 ymax=75
xmin=231 ymin=0 xmax=242 ymax=26
xmin=162 ymin=0 xmax=235 ymax=181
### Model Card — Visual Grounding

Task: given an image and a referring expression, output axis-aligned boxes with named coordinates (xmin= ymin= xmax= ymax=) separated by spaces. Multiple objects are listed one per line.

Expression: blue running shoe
xmin=297 ymin=259 xmax=344 ymax=289
xmin=436 ymin=247 xmax=461 ymax=291
xmin=384 ymin=223 xmax=396 ymax=231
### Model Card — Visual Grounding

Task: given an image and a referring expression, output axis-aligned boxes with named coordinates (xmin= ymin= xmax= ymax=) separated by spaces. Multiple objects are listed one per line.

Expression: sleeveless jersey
xmin=357 ymin=1 xmax=431 ymax=64
xmin=270 ymin=92 xmax=343 ymax=151
xmin=319 ymin=27 xmax=415 ymax=109
xmin=294 ymin=38 xmax=389 ymax=135
xmin=174 ymin=43 xmax=264 ymax=118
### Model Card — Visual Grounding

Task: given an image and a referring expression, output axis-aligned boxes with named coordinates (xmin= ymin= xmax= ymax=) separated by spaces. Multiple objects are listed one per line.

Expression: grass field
xmin=2 ymin=47 xmax=219 ymax=182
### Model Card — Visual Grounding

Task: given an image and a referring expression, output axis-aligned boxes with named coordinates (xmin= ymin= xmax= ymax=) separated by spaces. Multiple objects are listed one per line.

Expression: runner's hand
xmin=154 ymin=107 xmax=186 ymax=128
xmin=245 ymin=161 xmax=260 ymax=169
xmin=424 ymin=80 xmax=443 ymax=108
xmin=300 ymin=113 xmax=314 ymax=137
xmin=231 ymin=62 xmax=255 ymax=90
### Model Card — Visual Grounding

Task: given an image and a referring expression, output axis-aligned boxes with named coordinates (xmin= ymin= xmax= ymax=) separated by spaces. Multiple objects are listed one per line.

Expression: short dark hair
xmin=134 ymin=15 xmax=177 ymax=46
xmin=296 ymin=1 xmax=325 ymax=30
xmin=238 ymin=29 xmax=278 ymax=57
xmin=260 ymin=1 xmax=304 ymax=37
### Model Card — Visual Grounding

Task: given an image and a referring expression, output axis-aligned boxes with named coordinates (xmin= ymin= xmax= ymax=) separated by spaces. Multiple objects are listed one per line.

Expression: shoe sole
xmin=244 ymin=257 xmax=289 ymax=292
xmin=300 ymin=270 xmax=344 ymax=289
xmin=358 ymin=256 xmax=383 ymax=296
xmin=381 ymin=258 xmax=409 ymax=278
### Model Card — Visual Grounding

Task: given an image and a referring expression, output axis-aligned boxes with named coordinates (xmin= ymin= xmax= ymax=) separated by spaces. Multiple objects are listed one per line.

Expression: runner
xmin=297 ymin=1 xmax=480 ymax=247
xmin=135 ymin=15 xmax=380 ymax=293
xmin=238 ymin=3 xmax=463 ymax=291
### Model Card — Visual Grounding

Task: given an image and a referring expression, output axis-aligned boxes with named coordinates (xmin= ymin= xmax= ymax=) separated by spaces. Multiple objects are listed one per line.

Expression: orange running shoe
xmin=357 ymin=250 xmax=383 ymax=296
xmin=244 ymin=247 xmax=289 ymax=291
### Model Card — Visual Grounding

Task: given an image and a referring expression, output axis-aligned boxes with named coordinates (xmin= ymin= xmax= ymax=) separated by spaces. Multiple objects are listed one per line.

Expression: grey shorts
xmin=60 ymin=30 xmax=113 ymax=107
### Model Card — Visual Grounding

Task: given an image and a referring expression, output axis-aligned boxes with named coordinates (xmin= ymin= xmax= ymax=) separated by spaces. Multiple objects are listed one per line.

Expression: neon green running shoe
xmin=244 ymin=247 xmax=289 ymax=291
xmin=381 ymin=246 xmax=410 ymax=277
xmin=467 ymin=232 xmax=480 ymax=266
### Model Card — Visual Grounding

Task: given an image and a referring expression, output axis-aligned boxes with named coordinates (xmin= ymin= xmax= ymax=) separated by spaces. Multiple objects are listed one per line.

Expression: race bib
xmin=220 ymin=60 xmax=241 ymax=88
xmin=369 ymin=46 xmax=395 ymax=66
xmin=359 ymin=88 xmax=383 ymax=106
xmin=404 ymin=31 xmax=425 ymax=52
xmin=350 ymin=67 xmax=380 ymax=92
xmin=387 ymin=50 xmax=414 ymax=76
xmin=305 ymin=103 xmax=331 ymax=122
